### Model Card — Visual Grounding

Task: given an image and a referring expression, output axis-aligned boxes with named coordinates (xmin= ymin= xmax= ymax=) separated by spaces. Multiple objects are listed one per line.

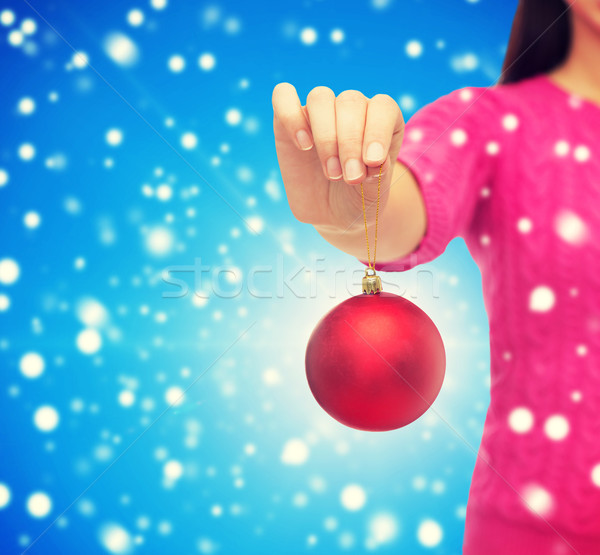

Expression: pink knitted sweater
xmin=374 ymin=73 xmax=600 ymax=553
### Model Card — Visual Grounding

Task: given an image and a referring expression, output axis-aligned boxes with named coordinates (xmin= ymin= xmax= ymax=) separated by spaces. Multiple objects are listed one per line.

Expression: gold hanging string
xmin=360 ymin=162 xmax=384 ymax=269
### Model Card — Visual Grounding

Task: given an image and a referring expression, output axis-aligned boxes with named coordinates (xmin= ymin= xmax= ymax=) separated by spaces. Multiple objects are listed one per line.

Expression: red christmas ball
xmin=305 ymin=292 xmax=446 ymax=432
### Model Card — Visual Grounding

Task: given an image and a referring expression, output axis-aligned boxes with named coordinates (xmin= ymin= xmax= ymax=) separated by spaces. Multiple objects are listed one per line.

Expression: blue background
xmin=0 ymin=0 xmax=517 ymax=553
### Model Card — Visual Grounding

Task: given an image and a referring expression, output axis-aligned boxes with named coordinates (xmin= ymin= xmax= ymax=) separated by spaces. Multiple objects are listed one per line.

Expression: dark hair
xmin=499 ymin=0 xmax=572 ymax=84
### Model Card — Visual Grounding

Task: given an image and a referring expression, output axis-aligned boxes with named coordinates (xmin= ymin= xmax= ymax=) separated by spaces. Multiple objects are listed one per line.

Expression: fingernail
xmin=326 ymin=156 xmax=343 ymax=179
xmin=345 ymin=158 xmax=363 ymax=181
xmin=296 ymin=129 xmax=313 ymax=150
xmin=366 ymin=141 xmax=384 ymax=162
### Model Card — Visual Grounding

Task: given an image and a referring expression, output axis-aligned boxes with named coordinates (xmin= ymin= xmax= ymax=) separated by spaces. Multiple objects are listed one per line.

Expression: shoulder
xmin=401 ymin=75 xmax=551 ymax=153
xmin=406 ymin=74 xmax=549 ymax=138
xmin=415 ymin=75 xmax=546 ymax=121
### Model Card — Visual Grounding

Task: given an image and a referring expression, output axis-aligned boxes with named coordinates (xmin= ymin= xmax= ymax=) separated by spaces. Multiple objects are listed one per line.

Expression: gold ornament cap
xmin=362 ymin=267 xmax=382 ymax=295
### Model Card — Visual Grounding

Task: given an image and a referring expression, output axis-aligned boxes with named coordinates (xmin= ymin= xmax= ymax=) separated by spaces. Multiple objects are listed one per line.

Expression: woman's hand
xmin=272 ymin=83 xmax=405 ymax=233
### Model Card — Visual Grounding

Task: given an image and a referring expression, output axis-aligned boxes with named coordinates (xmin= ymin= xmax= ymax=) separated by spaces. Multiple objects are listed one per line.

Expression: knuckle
xmin=372 ymin=94 xmax=401 ymax=119
xmin=307 ymin=85 xmax=334 ymax=102
xmin=272 ymin=83 xmax=297 ymax=117
xmin=336 ymin=89 xmax=367 ymax=104
xmin=272 ymin=82 xmax=288 ymax=103
xmin=371 ymin=93 xmax=395 ymax=106
xmin=398 ymin=108 xmax=405 ymax=126
xmin=273 ymin=81 xmax=294 ymax=95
